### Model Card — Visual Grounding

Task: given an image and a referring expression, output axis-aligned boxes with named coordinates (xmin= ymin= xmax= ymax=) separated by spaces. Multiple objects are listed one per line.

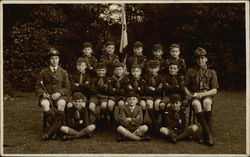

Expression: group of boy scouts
xmin=35 ymin=40 xmax=219 ymax=146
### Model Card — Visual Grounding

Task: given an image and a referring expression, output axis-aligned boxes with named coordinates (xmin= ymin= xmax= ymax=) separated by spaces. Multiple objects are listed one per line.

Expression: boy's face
xmin=149 ymin=66 xmax=160 ymax=75
xmin=153 ymin=49 xmax=163 ymax=57
xmin=114 ymin=67 xmax=124 ymax=77
xmin=76 ymin=62 xmax=87 ymax=73
xmin=96 ymin=68 xmax=107 ymax=77
xmin=82 ymin=47 xmax=93 ymax=56
xmin=49 ymin=56 xmax=59 ymax=67
xmin=170 ymin=47 xmax=180 ymax=59
xmin=169 ymin=64 xmax=179 ymax=75
xmin=127 ymin=96 xmax=138 ymax=106
xmin=73 ymin=99 xmax=83 ymax=109
xmin=131 ymin=68 xmax=142 ymax=78
xmin=133 ymin=47 xmax=143 ymax=56
xmin=196 ymin=56 xmax=208 ymax=67
xmin=171 ymin=101 xmax=182 ymax=112
xmin=105 ymin=45 xmax=115 ymax=55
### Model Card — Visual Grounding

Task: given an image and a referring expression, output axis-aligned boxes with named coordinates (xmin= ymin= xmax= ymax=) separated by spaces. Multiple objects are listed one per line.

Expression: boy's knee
xmin=89 ymin=103 xmax=96 ymax=111
xmin=192 ymin=100 xmax=202 ymax=113
xmin=188 ymin=124 xmax=199 ymax=133
xmin=118 ymin=100 xmax=124 ymax=107
xmin=101 ymin=102 xmax=107 ymax=109
xmin=203 ymin=98 xmax=212 ymax=111
xmin=159 ymin=127 xmax=170 ymax=135
xmin=87 ymin=124 xmax=96 ymax=132
xmin=159 ymin=103 xmax=165 ymax=110
xmin=146 ymin=100 xmax=154 ymax=109
xmin=57 ymin=99 xmax=66 ymax=111
xmin=117 ymin=125 xmax=125 ymax=133
xmin=60 ymin=126 xmax=69 ymax=133
xmin=41 ymin=99 xmax=50 ymax=111
xmin=140 ymin=100 xmax=146 ymax=109
xmin=141 ymin=125 xmax=148 ymax=132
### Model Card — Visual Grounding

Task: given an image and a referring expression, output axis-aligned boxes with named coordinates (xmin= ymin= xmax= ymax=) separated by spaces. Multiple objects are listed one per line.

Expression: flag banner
xmin=119 ymin=3 xmax=128 ymax=53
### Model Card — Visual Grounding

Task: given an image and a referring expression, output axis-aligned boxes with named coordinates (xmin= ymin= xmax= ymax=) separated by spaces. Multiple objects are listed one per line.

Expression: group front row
xmin=35 ymin=46 xmax=218 ymax=147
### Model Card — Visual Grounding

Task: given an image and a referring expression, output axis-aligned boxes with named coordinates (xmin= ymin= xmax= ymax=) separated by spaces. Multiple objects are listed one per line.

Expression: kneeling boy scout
xmin=117 ymin=92 xmax=150 ymax=142
xmin=35 ymin=47 xmax=71 ymax=140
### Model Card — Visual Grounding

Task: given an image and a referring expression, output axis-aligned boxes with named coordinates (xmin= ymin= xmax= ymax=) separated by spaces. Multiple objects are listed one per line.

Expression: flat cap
xmin=82 ymin=42 xmax=92 ymax=49
xmin=95 ymin=62 xmax=107 ymax=69
xmin=134 ymin=41 xmax=143 ymax=48
xmin=169 ymin=44 xmax=181 ymax=50
xmin=170 ymin=94 xmax=182 ymax=103
xmin=131 ymin=64 xmax=142 ymax=69
xmin=194 ymin=47 xmax=207 ymax=56
xmin=127 ymin=92 xmax=139 ymax=98
xmin=153 ymin=44 xmax=163 ymax=51
xmin=72 ymin=92 xmax=85 ymax=100
xmin=148 ymin=59 xmax=160 ymax=68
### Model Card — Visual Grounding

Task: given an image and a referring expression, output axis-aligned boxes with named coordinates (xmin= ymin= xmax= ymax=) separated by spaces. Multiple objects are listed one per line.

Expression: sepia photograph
xmin=1 ymin=0 xmax=249 ymax=156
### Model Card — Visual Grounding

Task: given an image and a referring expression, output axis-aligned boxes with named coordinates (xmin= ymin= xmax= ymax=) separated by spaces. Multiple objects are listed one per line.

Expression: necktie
xmin=53 ymin=68 xmax=56 ymax=74
xmin=74 ymin=109 xmax=80 ymax=120
xmin=79 ymin=73 xmax=83 ymax=85
xmin=97 ymin=77 xmax=104 ymax=87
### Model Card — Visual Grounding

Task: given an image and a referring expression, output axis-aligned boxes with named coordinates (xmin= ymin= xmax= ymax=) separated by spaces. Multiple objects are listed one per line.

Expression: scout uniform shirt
xmin=65 ymin=106 xmax=89 ymax=130
xmin=127 ymin=55 xmax=147 ymax=71
xmin=35 ymin=66 xmax=71 ymax=98
xmin=119 ymin=105 xmax=143 ymax=131
xmin=144 ymin=74 xmax=164 ymax=97
xmin=127 ymin=77 xmax=146 ymax=96
xmin=99 ymin=53 xmax=120 ymax=76
xmin=185 ymin=66 xmax=219 ymax=93
xmin=162 ymin=107 xmax=186 ymax=134
xmin=108 ymin=75 xmax=129 ymax=97
xmin=163 ymin=73 xmax=185 ymax=95
xmin=166 ymin=57 xmax=186 ymax=75
xmin=90 ymin=76 xmax=110 ymax=96
xmin=69 ymin=71 xmax=90 ymax=97
xmin=153 ymin=56 xmax=166 ymax=74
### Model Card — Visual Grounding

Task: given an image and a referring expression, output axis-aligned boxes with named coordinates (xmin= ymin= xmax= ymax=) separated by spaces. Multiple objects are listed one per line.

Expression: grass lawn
xmin=3 ymin=91 xmax=246 ymax=154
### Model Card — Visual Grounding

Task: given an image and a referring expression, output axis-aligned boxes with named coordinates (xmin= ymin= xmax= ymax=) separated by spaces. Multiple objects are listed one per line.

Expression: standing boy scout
xmin=79 ymin=42 xmax=98 ymax=73
xmin=35 ymin=47 xmax=71 ymax=140
xmin=159 ymin=94 xmax=199 ymax=143
xmin=126 ymin=41 xmax=147 ymax=72
xmin=166 ymin=44 xmax=186 ymax=75
xmin=185 ymin=47 xmax=219 ymax=146
xmin=117 ymin=92 xmax=150 ymax=142
xmin=99 ymin=41 xmax=120 ymax=76
xmin=61 ymin=92 xmax=96 ymax=140
xmin=152 ymin=44 xmax=166 ymax=74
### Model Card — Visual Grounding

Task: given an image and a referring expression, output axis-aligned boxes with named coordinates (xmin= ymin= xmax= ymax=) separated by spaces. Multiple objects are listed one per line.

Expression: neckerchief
xmin=149 ymin=73 xmax=158 ymax=87
xmin=112 ymin=75 xmax=124 ymax=89
xmin=196 ymin=65 xmax=208 ymax=89
xmin=132 ymin=77 xmax=141 ymax=88
xmin=97 ymin=77 xmax=104 ymax=87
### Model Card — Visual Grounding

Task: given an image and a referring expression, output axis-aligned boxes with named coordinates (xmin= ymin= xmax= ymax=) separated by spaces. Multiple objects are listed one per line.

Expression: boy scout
xmin=166 ymin=44 xmax=186 ymax=75
xmin=79 ymin=42 xmax=98 ymax=73
xmin=152 ymin=44 xmax=166 ymax=74
xmin=159 ymin=94 xmax=199 ymax=143
xmin=117 ymin=92 xmax=150 ymax=142
xmin=127 ymin=64 xmax=146 ymax=117
xmin=126 ymin=41 xmax=147 ymax=72
xmin=35 ymin=47 xmax=71 ymax=140
xmin=160 ymin=60 xmax=186 ymax=124
xmin=68 ymin=57 xmax=90 ymax=107
xmin=185 ymin=47 xmax=219 ymax=146
xmin=108 ymin=62 xmax=128 ymax=125
xmin=61 ymin=92 xmax=96 ymax=140
xmin=89 ymin=63 xmax=110 ymax=124
xmin=99 ymin=41 xmax=120 ymax=76
xmin=144 ymin=60 xmax=164 ymax=131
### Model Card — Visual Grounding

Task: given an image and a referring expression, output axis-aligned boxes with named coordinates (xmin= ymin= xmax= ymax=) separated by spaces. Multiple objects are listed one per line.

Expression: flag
xmin=119 ymin=3 xmax=128 ymax=53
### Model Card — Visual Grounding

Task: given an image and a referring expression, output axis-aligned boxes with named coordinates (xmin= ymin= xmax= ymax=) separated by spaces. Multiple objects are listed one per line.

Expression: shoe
xmin=170 ymin=135 xmax=177 ymax=144
xmin=41 ymin=134 xmax=49 ymax=141
xmin=205 ymin=135 xmax=214 ymax=146
xmin=85 ymin=133 xmax=92 ymax=139
xmin=62 ymin=135 xmax=74 ymax=141
xmin=51 ymin=132 xmax=57 ymax=140
xmin=140 ymin=136 xmax=151 ymax=142
xmin=117 ymin=136 xmax=125 ymax=142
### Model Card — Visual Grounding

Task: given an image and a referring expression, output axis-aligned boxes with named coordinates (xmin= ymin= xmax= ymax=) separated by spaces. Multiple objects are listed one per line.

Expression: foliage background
xmin=3 ymin=3 xmax=246 ymax=92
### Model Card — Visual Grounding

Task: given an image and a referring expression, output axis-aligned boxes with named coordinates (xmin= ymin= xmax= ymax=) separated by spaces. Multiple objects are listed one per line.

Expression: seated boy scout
xmin=185 ymin=47 xmax=219 ymax=146
xmin=61 ymin=92 xmax=96 ymax=140
xmin=117 ymin=92 xmax=150 ymax=142
xmin=35 ymin=47 xmax=71 ymax=140
xmin=159 ymin=94 xmax=199 ymax=143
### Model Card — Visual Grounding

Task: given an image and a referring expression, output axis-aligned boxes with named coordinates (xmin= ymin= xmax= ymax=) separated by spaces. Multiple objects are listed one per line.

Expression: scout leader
xmin=35 ymin=47 xmax=71 ymax=140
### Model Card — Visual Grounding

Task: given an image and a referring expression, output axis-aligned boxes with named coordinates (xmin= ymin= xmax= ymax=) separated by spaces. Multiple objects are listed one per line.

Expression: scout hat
xmin=82 ymin=42 xmax=93 ymax=49
xmin=134 ymin=41 xmax=143 ymax=48
xmin=148 ymin=60 xmax=160 ymax=68
xmin=194 ymin=47 xmax=207 ymax=57
xmin=127 ymin=92 xmax=139 ymax=98
xmin=47 ymin=47 xmax=60 ymax=58
xmin=95 ymin=62 xmax=107 ymax=69
xmin=153 ymin=44 xmax=163 ymax=51
xmin=72 ymin=92 xmax=85 ymax=100
xmin=169 ymin=43 xmax=181 ymax=50
xmin=170 ymin=94 xmax=182 ymax=103
xmin=76 ymin=57 xmax=88 ymax=64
